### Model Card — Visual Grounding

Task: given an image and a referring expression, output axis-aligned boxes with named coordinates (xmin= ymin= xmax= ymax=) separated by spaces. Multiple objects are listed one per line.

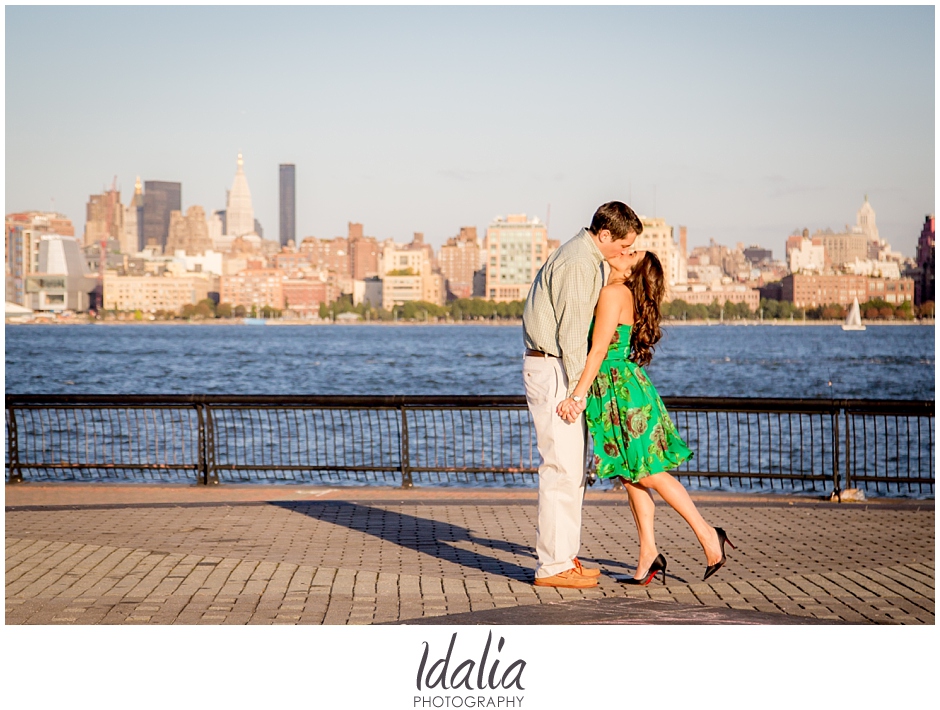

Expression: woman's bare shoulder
xmin=599 ymin=283 xmax=631 ymax=305
xmin=599 ymin=282 xmax=630 ymax=299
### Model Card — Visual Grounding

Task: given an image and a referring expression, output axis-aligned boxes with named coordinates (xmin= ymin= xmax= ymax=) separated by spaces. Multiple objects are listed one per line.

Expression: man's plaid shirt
xmin=522 ymin=228 xmax=604 ymax=396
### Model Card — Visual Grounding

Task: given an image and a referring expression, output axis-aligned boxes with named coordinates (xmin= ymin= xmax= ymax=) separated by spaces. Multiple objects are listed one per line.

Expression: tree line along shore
xmin=12 ymin=296 xmax=935 ymax=326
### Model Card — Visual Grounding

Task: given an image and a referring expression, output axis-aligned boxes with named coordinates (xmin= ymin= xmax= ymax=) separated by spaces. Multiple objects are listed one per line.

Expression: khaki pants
xmin=523 ymin=355 xmax=587 ymax=579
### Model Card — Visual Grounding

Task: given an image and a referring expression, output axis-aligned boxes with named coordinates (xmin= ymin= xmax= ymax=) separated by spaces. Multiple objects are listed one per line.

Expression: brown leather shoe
xmin=533 ymin=568 xmax=598 ymax=589
xmin=573 ymin=557 xmax=601 ymax=577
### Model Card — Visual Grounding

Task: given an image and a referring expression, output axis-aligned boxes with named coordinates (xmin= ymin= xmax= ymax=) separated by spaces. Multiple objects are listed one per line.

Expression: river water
xmin=5 ymin=323 xmax=935 ymax=400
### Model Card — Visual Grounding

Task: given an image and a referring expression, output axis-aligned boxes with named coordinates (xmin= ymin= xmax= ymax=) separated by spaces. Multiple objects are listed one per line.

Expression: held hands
xmin=556 ymin=396 xmax=586 ymax=423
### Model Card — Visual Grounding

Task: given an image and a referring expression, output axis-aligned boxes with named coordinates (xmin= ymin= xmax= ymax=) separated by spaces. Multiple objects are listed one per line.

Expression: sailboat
xmin=842 ymin=297 xmax=866 ymax=331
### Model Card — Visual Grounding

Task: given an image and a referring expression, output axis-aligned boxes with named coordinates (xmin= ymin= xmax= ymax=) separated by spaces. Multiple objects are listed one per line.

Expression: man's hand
xmin=556 ymin=396 xmax=586 ymax=423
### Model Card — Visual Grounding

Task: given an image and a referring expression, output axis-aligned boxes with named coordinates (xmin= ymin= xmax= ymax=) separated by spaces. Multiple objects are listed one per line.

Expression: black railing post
xmin=831 ymin=408 xmax=842 ymax=499
xmin=195 ymin=404 xmax=207 ymax=484
xmin=203 ymin=404 xmax=219 ymax=485
xmin=400 ymin=402 xmax=413 ymax=489
xmin=7 ymin=407 xmax=23 ymax=484
xmin=844 ymin=406 xmax=852 ymax=490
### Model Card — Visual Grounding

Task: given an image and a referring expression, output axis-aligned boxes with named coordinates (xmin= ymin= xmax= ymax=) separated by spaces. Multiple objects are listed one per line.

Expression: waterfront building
xmin=299 ymin=236 xmax=350 ymax=275
xmin=378 ymin=236 xmax=444 ymax=309
xmin=225 ymin=153 xmax=255 ymax=237
xmin=360 ymin=277 xmax=383 ymax=308
xmin=786 ymin=230 xmax=810 ymax=261
xmin=220 ymin=268 xmax=285 ymax=310
xmin=273 ymin=251 xmax=314 ymax=277
xmin=348 ymin=223 xmax=380 ymax=279
xmin=5 ymin=211 xmax=76 ymax=305
xmin=103 ymin=271 xmax=213 ymax=312
xmin=438 ymin=227 xmax=480 ymax=300
xmin=279 ymin=164 xmax=296 ymax=247
xmin=282 ymin=278 xmax=328 ymax=316
xmin=123 ymin=178 xmax=144 ymax=254
xmin=910 ymin=214 xmax=936 ymax=306
xmin=677 ymin=226 xmax=689 ymax=288
xmin=142 ymin=181 xmax=181 ymax=251
xmin=83 ymin=190 xmax=124 ymax=249
xmin=634 ymin=217 xmax=684 ymax=294
xmin=382 ymin=273 xmax=423 ymax=310
xmin=165 ymin=206 xmax=213 ymax=255
xmin=782 ymin=273 xmax=914 ymax=308
xmin=788 ymin=237 xmax=827 ymax=274
xmin=26 ymin=234 xmax=97 ymax=312
xmin=668 ymin=282 xmax=760 ymax=311
xmin=483 ymin=214 xmax=554 ymax=302
xmin=811 ymin=228 xmax=869 ymax=268
xmin=406 ymin=232 xmax=436 ymax=271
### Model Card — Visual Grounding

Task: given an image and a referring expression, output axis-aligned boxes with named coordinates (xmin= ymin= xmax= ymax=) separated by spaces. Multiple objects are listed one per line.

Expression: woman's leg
xmin=623 ymin=479 xmax=658 ymax=578
xmin=635 ymin=472 xmax=721 ymax=565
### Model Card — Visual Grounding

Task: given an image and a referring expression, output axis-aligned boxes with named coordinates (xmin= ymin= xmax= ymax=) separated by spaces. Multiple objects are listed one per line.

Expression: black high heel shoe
xmin=703 ymin=527 xmax=735 ymax=581
xmin=623 ymin=553 xmax=667 ymax=586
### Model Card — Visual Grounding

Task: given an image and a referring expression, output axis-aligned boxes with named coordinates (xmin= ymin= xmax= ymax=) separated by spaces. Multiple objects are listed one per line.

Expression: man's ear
xmin=598 ymin=229 xmax=612 ymax=242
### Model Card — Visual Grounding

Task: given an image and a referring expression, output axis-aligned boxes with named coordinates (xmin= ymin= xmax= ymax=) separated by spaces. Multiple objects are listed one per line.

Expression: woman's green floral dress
xmin=585 ymin=323 xmax=692 ymax=482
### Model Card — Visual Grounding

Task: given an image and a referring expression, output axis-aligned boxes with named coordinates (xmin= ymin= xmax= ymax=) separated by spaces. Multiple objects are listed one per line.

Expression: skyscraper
xmin=226 ymin=153 xmax=255 ymax=237
xmin=83 ymin=190 xmax=123 ymax=249
xmin=165 ymin=206 xmax=213 ymax=255
xmin=123 ymin=177 xmax=144 ymax=254
xmin=279 ymin=164 xmax=296 ymax=247
xmin=142 ymin=181 xmax=182 ymax=251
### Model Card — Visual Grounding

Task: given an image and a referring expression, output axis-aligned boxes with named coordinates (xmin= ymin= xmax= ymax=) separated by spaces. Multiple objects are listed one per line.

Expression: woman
xmin=557 ymin=250 xmax=734 ymax=585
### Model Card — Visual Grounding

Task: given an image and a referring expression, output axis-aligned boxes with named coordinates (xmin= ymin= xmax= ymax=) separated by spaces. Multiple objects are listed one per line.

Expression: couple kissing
xmin=521 ymin=201 xmax=734 ymax=589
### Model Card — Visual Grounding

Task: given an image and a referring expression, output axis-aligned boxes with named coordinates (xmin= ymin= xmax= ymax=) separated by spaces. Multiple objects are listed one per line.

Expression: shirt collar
xmin=577 ymin=228 xmax=604 ymax=265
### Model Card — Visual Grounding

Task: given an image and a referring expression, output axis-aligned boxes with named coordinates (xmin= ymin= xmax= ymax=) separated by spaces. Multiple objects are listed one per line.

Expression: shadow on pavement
xmin=269 ymin=500 xmax=537 ymax=582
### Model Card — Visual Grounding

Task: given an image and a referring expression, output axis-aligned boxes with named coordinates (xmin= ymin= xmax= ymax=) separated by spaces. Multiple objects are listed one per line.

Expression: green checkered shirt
xmin=522 ymin=228 xmax=604 ymax=396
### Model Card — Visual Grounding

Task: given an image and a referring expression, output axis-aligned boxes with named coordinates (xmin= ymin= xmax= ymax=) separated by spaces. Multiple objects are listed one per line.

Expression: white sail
xmin=842 ymin=297 xmax=866 ymax=331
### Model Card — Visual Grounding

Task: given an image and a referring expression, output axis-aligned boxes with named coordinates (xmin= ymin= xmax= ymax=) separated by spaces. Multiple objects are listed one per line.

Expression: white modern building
xmin=25 ymin=235 xmax=97 ymax=312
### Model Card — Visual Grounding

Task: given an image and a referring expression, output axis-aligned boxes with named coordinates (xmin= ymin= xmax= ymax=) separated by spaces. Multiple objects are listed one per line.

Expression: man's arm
xmin=553 ymin=259 xmax=599 ymax=397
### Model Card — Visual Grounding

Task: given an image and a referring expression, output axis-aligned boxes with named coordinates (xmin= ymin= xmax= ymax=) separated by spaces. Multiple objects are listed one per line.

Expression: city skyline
xmin=5 ymin=6 xmax=934 ymax=258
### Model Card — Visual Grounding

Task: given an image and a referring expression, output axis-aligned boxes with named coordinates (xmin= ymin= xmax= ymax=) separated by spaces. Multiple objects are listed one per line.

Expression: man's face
xmin=597 ymin=229 xmax=638 ymax=260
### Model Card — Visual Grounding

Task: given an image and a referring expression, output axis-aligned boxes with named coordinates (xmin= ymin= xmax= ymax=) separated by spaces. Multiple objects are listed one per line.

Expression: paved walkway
xmin=5 ymin=484 xmax=934 ymax=625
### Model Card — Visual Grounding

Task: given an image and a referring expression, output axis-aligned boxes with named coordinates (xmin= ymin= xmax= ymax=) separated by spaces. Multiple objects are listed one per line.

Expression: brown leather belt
xmin=525 ymin=349 xmax=558 ymax=358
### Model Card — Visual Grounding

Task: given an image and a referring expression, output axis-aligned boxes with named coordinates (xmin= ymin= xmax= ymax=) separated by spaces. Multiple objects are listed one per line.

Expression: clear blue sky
xmin=5 ymin=5 xmax=935 ymax=257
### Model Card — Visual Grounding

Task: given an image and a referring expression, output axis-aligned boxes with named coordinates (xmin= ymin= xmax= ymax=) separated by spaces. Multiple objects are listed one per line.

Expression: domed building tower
xmin=226 ymin=153 xmax=256 ymax=237
xmin=856 ymin=194 xmax=879 ymax=241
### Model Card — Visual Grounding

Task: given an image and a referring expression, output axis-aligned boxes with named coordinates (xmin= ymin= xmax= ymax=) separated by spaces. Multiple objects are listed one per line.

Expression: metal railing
xmin=4 ymin=394 xmax=934 ymax=496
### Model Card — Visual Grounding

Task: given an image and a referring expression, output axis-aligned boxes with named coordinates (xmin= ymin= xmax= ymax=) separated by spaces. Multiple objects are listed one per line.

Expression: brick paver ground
xmin=5 ymin=484 xmax=934 ymax=625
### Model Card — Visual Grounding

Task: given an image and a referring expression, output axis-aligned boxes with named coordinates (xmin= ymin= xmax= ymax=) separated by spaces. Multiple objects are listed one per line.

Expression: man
xmin=521 ymin=201 xmax=643 ymax=588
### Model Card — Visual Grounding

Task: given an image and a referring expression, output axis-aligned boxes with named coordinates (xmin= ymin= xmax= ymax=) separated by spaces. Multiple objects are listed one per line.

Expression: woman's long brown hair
xmin=626 ymin=251 xmax=666 ymax=367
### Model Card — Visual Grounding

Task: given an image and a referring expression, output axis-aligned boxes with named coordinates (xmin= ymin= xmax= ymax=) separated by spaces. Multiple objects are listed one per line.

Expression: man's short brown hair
xmin=590 ymin=201 xmax=643 ymax=241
